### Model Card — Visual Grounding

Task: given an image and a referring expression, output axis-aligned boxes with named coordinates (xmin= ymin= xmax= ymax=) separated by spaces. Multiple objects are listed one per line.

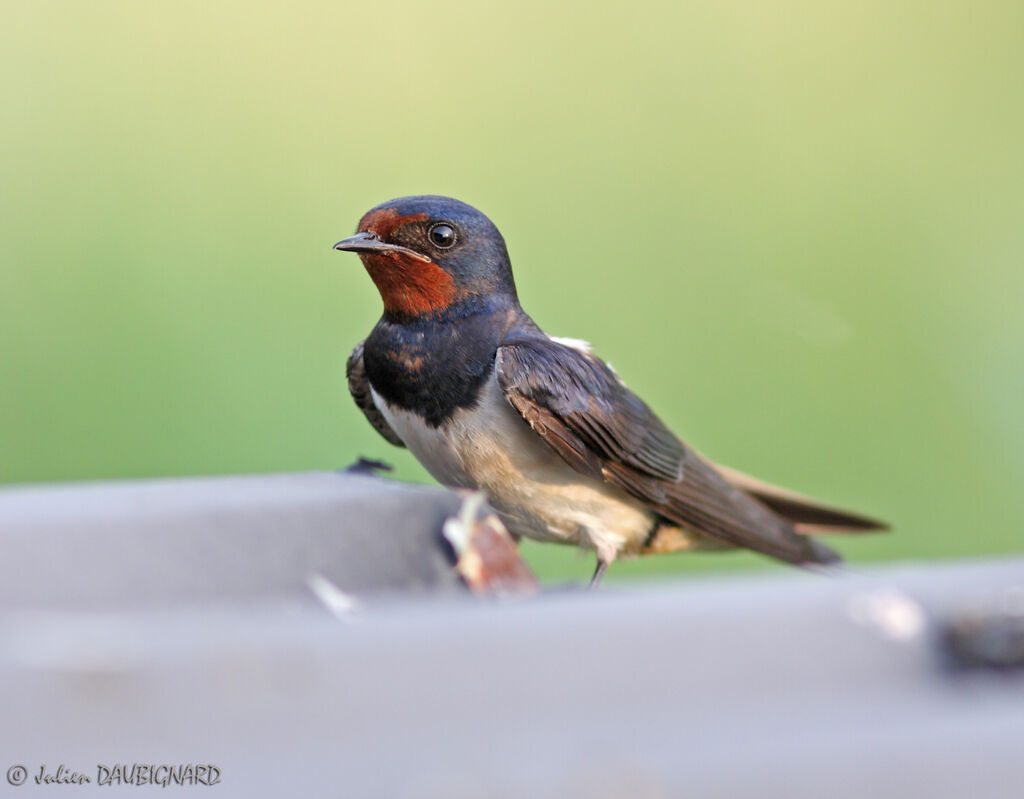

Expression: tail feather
xmin=712 ymin=463 xmax=888 ymax=534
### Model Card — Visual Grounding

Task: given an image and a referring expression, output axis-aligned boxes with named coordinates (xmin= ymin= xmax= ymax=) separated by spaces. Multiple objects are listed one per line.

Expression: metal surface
xmin=0 ymin=473 xmax=1021 ymax=797
xmin=0 ymin=471 xmax=468 ymax=609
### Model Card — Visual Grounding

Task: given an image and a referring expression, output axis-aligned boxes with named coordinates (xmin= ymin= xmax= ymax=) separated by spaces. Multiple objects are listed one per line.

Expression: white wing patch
xmin=548 ymin=335 xmax=592 ymax=354
xmin=548 ymin=334 xmax=620 ymax=379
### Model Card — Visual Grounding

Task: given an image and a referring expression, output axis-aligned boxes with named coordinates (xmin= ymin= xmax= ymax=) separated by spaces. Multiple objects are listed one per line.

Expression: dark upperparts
xmin=336 ymin=195 xmax=519 ymax=322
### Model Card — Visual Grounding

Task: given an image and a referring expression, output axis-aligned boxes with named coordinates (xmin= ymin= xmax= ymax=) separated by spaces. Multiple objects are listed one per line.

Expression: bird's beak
xmin=333 ymin=232 xmax=431 ymax=262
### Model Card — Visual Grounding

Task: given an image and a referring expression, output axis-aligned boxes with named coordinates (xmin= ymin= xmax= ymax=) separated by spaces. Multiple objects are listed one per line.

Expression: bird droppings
xmin=307 ymin=573 xmax=363 ymax=621
xmin=846 ymin=588 xmax=927 ymax=641
xmin=443 ymin=492 xmax=538 ymax=597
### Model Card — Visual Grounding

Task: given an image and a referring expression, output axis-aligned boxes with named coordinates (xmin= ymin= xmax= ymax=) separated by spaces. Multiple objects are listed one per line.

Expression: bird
xmin=334 ymin=195 xmax=886 ymax=585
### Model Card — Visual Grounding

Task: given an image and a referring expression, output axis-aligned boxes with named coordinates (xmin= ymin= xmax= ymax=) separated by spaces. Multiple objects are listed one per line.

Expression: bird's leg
xmin=589 ymin=558 xmax=609 ymax=589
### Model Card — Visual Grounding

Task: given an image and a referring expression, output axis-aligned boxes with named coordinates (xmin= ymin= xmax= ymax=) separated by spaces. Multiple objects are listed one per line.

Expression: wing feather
xmin=496 ymin=336 xmax=838 ymax=565
xmin=347 ymin=341 xmax=406 ymax=448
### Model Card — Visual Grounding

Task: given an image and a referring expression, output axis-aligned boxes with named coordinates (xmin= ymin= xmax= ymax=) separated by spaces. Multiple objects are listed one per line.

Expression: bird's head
xmin=334 ymin=195 xmax=518 ymax=319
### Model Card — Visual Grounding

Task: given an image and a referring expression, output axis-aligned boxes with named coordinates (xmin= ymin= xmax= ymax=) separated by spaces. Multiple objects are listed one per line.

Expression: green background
xmin=2 ymin=1 xmax=1021 ymax=582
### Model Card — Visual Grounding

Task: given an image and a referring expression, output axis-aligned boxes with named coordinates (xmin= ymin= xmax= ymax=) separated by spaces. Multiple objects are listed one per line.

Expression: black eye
xmin=429 ymin=223 xmax=457 ymax=248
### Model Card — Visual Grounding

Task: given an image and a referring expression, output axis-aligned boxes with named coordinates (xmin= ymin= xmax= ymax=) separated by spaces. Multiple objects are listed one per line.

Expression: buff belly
xmin=371 ymin=374 xmax=661 ymax=563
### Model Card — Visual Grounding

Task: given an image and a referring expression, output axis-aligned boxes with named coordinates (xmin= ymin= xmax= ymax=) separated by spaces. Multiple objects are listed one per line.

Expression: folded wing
xmin=347 ymin=341 xmax=406 ymax=448
xmin=495 ymin=335 xmax=840 ymax=565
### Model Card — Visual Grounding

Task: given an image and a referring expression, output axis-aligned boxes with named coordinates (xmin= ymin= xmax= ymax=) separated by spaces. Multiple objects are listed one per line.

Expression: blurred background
xmin=2 ymin=0 xmax=1021 ymax=582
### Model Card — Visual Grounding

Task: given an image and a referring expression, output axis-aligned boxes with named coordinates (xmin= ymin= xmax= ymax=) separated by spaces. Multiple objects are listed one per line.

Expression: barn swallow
xmin=335 ymin=196 xmax=886 ymax=585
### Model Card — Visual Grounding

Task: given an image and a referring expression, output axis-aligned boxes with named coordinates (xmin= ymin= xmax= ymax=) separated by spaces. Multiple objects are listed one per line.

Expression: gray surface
xmin=0 ymin=473 xmax=1021 ymax=797
xmin=1 ymin=559 xmax=1022 ymax=797
xmin=0 ymin=471 xmax=467 ymax=609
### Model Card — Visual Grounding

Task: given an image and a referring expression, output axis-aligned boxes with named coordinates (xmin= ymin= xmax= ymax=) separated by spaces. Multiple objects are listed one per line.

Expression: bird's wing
xmin=495 ymin=335 xmax=837 ymax=565
xmin=346 ymin=341 xmax=406 ymax=448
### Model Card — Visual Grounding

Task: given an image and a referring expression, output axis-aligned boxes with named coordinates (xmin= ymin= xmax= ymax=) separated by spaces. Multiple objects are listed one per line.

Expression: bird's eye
xmin=428 ymin=223 xmax=457 ymax=249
